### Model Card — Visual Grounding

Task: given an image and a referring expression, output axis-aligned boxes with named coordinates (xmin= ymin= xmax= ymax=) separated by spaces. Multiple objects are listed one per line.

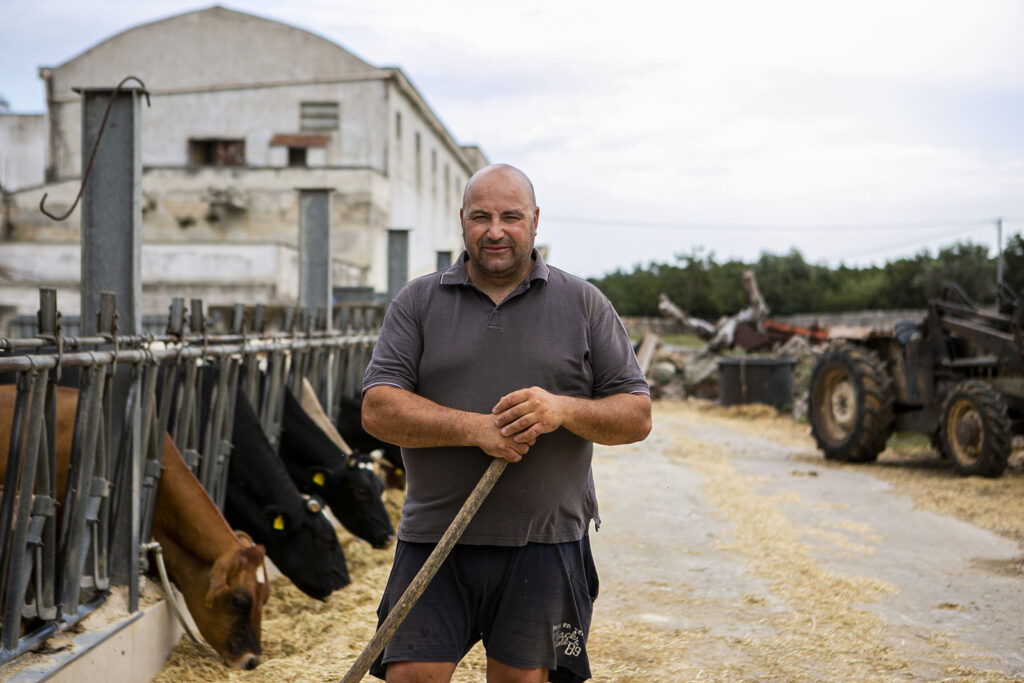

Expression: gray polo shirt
xmin=362 ymin=250 xmax=649 ymax=546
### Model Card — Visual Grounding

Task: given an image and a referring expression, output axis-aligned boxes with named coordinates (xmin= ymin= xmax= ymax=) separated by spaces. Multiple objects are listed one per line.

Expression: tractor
xmin=808 ymin=282 xmax=1024 ymax=476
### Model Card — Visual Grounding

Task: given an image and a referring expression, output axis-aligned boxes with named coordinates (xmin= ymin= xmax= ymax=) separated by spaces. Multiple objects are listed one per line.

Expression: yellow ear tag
xmin=313 ymin=472 xmax=326 ymax=487
xmin=273 ymin=514 xmax=285 ymax=530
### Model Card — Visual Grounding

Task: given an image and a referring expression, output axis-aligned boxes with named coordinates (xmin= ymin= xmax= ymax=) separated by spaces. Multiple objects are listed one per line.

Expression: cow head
xmin=191 ymin=533 xmax=269 ymax=669
xmin=297 ymin=451 xmax=395 ymax=549
xmin=257 ymin=499 xmax=351 ymax=600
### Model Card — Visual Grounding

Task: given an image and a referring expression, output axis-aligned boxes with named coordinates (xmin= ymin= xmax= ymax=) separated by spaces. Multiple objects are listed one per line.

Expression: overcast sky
xmin=2 ymin=0 xmax=1022 ymax=279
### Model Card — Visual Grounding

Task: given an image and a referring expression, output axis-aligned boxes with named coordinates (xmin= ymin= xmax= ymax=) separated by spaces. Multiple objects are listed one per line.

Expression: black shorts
xmin=370 ymin=536 xmax=599 ymax=683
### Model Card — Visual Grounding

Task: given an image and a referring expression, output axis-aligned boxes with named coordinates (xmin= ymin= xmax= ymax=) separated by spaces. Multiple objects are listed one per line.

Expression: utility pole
xmin=996 ymin=216 xmax=1004 ymax=286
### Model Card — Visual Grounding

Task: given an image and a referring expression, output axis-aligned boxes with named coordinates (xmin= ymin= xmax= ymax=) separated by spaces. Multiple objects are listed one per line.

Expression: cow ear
xmin=205 ymin=556 xmax=231 ymax=607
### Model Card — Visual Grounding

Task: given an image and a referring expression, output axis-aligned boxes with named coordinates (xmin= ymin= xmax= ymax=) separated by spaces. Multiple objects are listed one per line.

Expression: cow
xmin=0 ymin=384 xmax=270 ymax=670
xmin=225 ymin=388 xmax=350 ymax=600
xmin=278 ymin=384 xmax=394 ymax=549
xmin=335 ymin=394 xmax=406 ymax=490
xmin=151 ymin=433 xmax=269 ymax=670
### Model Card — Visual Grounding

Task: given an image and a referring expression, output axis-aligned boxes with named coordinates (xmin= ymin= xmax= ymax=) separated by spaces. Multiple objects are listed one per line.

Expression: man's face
xmin=460 ymin=169 xmax=539 ymax=284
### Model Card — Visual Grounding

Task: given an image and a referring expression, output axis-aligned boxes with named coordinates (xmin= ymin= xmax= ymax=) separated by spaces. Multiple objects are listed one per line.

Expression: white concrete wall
xmin=48 ymin=76 xmax=390 ymax=174
xmin=0 ymin=242 xmax=362 ymax=316
xmin=0 ymin=113 xmax=45 ymax=190
xmin=44 ymin=6 xmax=384 ymax=179
xmin=384 ymin=80 xmax=473 ymax=292
xmin=7 ymin=6 xmax=486 ymax=315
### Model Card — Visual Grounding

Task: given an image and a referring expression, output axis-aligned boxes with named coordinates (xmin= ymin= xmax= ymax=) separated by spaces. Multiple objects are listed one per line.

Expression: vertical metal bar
xmin=212 ymin=360 xmax=240 ymax=510
xmin=167 ymin=298 xmax=185 ymax=338
xmin=60 ymin=366 xmax=105 ymax=618
xmin=79 ymin=85 xmax=143 ymax=595
xmin=201 ymin=357 xmax=230 ymax=491
xmin=0 ymin=375 xmax=32 ymax=652
xmin=79 ymin=87 xmax=142 ymax=339
xmin=2 ymin=372 xmax=48 ymax=642
xmin=37 ymin=376 xmax=57 ymax=621
xmin=298 ymin=188 xmax=334 ymax=330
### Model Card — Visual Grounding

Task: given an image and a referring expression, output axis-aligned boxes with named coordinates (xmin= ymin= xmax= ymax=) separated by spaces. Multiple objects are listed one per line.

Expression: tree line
xmin=589 ymin=236 xmax=1024 ymax=318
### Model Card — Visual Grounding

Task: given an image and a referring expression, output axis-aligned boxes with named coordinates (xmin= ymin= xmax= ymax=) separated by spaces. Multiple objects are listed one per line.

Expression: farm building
xmin=0 ymin=5 xmax=487 ymax=329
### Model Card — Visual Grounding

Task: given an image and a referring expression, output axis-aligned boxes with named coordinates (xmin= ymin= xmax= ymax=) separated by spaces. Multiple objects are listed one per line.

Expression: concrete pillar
xmin=298 ymin=188 xmax=333 ymax=329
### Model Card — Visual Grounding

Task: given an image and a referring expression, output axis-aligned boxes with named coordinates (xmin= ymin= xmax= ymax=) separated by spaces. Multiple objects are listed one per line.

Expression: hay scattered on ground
xmin=145 ymin=400 xmax=1024 ymax=681
xmin=676 ymin=398 xmax=1024 ymax=547
xmin=648 ymin=399 xmax=1023 ymax=681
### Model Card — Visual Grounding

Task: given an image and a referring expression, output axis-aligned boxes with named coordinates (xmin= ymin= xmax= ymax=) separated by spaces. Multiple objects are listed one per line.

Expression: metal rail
xmin=0 ymin=288 xmax=380 ymax=665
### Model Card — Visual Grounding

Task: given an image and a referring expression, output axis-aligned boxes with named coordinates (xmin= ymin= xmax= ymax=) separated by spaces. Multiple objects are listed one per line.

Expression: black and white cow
xmin=225 ymin=389 xmax=350 ymax=600
xmin=335 ymin=394 xmax=406 ymax=490
xmin=278 ymin=387 xmax=395 ymax=549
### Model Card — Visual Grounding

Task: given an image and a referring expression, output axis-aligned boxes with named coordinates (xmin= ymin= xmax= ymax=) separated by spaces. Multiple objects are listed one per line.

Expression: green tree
xmin=1000 ymin=233 xmax=1024 ymax=299
xmin=913 ymin=241 xmax=995 ymax=303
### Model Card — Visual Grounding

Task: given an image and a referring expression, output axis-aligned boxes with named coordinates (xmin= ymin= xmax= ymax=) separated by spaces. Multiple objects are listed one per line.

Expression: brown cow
xmin=0 ymin=385 xmax=270 ymax=669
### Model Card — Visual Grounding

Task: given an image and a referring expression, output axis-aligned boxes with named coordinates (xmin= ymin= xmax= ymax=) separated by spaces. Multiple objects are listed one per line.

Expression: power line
xmin=834 ymin=222 xmax=997 ymax=261
xmin=542 ymin=215 xmax=1003 ymax=233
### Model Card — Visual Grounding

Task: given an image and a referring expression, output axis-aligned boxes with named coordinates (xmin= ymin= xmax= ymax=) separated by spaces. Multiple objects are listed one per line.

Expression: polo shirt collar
xmin=439 ymin=249 xmax=550 ymax=287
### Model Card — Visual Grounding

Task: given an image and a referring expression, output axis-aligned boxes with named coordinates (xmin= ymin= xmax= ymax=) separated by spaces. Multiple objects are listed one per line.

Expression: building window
xmin=395 ymin=112 xmax=402 ymax=140
xmin=301 ymin=101 xmax=340 ymax=131
xmin=189 ymin=138 xmax=245 ymax=167
xmin=431 ymin=150 xmax=437 ymax=197
xmin=414 ymin=132 xmax=422 ymax=191
xmin=288 ymin=146 xmax=307 ymax=167
xmin=436 ymin=251 xmax=453 ymax=270
xmin=444 ymin=164 xmax=450 ymax=212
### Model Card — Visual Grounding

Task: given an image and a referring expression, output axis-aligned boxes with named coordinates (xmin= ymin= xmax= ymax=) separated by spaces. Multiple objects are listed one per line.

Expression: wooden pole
xmin=340 ymin=458 xmax=509 ymax=683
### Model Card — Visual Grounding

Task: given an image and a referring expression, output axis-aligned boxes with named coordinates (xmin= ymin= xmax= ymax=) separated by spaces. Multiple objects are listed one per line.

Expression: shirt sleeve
xmin=361 ymin=286 xmax=422 ymax=395
xmin=587 ymin=287 xmax=651 ymax=398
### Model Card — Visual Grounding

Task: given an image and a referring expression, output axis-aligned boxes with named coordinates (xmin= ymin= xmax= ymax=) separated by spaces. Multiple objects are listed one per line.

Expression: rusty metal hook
xmin=39 ymin=75 xmax=151 ymax=221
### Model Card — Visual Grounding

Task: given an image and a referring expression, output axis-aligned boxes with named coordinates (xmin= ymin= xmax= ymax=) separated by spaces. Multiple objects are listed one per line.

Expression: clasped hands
xmin=479 ymin=386 xmax=565 ymax=463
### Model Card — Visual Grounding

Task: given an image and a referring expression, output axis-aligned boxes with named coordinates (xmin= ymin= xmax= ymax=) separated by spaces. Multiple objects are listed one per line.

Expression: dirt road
xmin=153 ymin=399 xmax=1024 ymax=681
xmin=588 ymin=401 xmax=1024 ymax=681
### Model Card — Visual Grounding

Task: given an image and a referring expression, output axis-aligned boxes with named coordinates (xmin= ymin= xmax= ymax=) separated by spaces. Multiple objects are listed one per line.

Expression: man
xmin=361 ymin=163 xmax=651 ymax=683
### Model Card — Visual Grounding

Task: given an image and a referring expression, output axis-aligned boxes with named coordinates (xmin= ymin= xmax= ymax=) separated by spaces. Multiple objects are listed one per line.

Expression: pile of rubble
xmin=639 ymin=272 xmax=829 ymax=418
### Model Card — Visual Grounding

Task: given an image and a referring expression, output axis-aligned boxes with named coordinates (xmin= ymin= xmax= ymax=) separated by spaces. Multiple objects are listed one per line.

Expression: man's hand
xmin=491 ymin=387 xmax=652 ymax=446
xmin=362 ymin=385 xmax=536 ymax=463
xmin=471 ymin=412 xmax=535 ymax=462
xmin=492 ymin=386 xmax=565 ymax=444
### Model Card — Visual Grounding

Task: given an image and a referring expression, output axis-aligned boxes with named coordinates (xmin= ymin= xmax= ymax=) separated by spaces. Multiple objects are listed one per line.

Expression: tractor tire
xmin=808 ymin=345 xmax=895 ymax=463
xmin=939 ymin=380 xmax=1011 ymax=477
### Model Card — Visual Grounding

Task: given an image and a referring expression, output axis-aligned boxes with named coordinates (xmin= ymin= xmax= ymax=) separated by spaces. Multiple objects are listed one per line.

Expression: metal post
xmin=76 ymin=85 xmax=143 ymax=594
xmin=78 ymin=86 xmax=142 ymax=338
xmin=387 ymin=229 xmax=410 ymax=304
xmin=996 ymin=216 xmax=1004 ymax=286
xmin=298 ymin=188 xmax=333 ymax=329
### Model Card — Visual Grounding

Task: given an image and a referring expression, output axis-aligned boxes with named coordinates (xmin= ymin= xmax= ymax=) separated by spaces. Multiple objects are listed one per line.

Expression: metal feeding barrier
xmin=0 ymin=287 xmax=379 ymax=665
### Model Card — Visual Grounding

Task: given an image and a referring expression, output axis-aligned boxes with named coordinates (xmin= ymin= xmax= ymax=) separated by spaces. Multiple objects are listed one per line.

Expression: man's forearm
xmin=362 ymin=384 xmax=531 ymax=461
xmin=554 ymin=392 xmax=653 ymax=445
xmin=361 ymin=385 xmax=475 ymax=447
xmin=492 ymin=388 xmax=652 ymax=446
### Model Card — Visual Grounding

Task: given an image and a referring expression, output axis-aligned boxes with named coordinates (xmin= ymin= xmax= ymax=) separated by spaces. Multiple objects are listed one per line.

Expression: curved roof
xmin=47 ymin=6 xmax=381 ymax=95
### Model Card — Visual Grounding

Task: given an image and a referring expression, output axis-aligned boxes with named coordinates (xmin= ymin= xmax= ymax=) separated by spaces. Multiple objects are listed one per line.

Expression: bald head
xmin=462 ymin=164 xmax=537 ymax=213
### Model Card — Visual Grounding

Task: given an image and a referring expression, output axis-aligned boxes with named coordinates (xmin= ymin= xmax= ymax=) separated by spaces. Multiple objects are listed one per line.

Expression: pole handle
xmin=340 ymin=458 xmax=509 ymax=683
